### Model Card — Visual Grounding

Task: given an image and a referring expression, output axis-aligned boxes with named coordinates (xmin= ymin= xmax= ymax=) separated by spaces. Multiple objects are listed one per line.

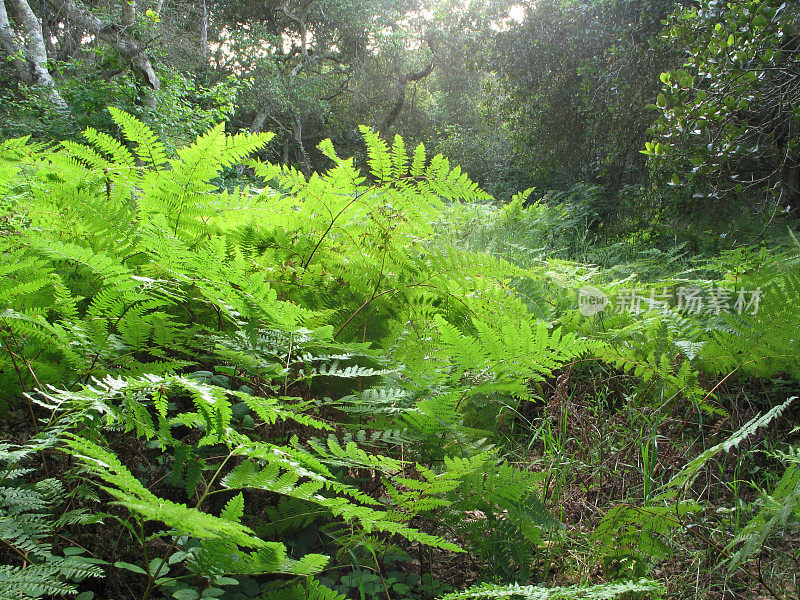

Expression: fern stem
xmin=334 ymin=288 xmax=395 ymax=339
xmin=301 ymin=181 xmax=385 ymax=269
xmin=333 ymin=281 xmax=477 ymax=340
xmin=53 ymin=533 xmax=96 ymax=556
xmin=0 ymin=534 xmax=32 ymax=565
xmin=301 ymin=201 xmax=355 ymax=269
xmin=80 ymin=300 xmax=139 ymax=386
xmin=0 ymin=334 xmax=37 ymax=432
xmin=140 ymin=451 xmax=235 ymax=600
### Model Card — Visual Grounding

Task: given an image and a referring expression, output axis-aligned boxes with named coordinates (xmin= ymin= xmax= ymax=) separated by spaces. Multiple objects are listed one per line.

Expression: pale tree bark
xmin=0 ymin=0 xmax=29 ymax=81
xmin=250 ymin=103 xmax=270 ymax=135
xmin=0 ymin=0 xmax=70 ymax=110
xmin=291 ymin=111 xmax=312 ymax=176
xmin=44 ymin=0 xmax=160 ymax=107
xmin=121 ymin=0 xmax=135 ymax=28
xmin=198 ymin=0 xmax=207 ymax=62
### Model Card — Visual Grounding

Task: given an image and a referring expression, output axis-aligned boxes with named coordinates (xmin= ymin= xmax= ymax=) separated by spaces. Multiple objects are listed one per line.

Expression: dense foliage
xmin=0 ymin=106 xmax=798 ymax=599
xmin=646 ymin=0 xmax=800 ymax=220
xmin=1 ymin=0 xmax=799 ymax=599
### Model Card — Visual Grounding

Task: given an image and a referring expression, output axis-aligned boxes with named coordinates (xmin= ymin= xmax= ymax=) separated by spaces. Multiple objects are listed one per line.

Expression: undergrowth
xmin=0 ymin=112 xmax=798 ymax=600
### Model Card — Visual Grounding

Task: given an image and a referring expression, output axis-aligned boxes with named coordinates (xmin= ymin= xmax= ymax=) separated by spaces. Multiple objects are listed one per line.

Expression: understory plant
xmin=0 ymin=111 xmax=798 ymax=600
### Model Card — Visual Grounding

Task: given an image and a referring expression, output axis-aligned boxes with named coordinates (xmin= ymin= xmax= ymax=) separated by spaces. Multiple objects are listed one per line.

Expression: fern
xmin=662 ymin=396 xmax=796 ymax=494
xmin=442 ymin=457 xmax=558 ymax=581
xmin=308 ymin=435 xmax=404 ymax=471
xmin=32 ymin=366 xmax=464 ymax=590
xmin=591 ymin=397 xmax=797 ymax=574
xmin=108 ymin=106 xmax=168 ymax=167
xmin=262 ymin=578 xmax=348 ymax=600
xmin=0 ymin=440 xmax=105 ymax=599
xmin=431 ymin=313 xmax=594 ymax=402
xmin=8 ymin=114 xmax=790 ymax=599
xmin=699 ymin=271 xmax=800 ymax=380
xmin=221 ymin=455 xmax=462 ymax=552
xmin=725 ymin=452 xmax=800 ymax=572
xmin=592 ymin=311 xmax=708 ymax=409
xmin=591 ymin=501 xmax=703 ymax=572
xmin=64 ymin=434 xmax=268 ymax=547
xmin=437 ymin=580 xmax=664 ymax=600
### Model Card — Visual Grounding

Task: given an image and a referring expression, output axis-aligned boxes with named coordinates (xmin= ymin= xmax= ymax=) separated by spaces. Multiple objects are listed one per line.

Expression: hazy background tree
xmin=491 ymin=0 xmax=677 ymax=220
xmin=7 ymin=0 xmax=797 ymax=238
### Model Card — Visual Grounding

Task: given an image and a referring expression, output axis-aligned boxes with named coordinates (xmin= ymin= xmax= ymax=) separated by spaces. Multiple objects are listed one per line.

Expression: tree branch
xmin=1 ymin=0 xmax=70 ymax=110
xmin=44 ymin=0 xmax=160 ymax=105
xmin=381 ymin=59 xmax=434 ymax=133
xmin=0 ymin=0 xmax=29 ymax=82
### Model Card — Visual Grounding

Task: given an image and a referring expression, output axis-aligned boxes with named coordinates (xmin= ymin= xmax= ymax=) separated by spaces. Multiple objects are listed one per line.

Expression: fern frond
xmin=359 ymin=126 xmax=392 ymax=183
xmin=262 ymin=579 xmax=347 ymax=600
xmin=64 ymin=434 xmax=268 ymax=548
xmin=725 ymin=456 xmax=800 ymax=572
xmin=0 ymin=441 xmax=105 ymax=599
xmin=437 ymin=580 xmax=664 ymax=600
xmin=108 ymin=106 xmax=168 ymax=167
xmin=82 ymin=127 xmax=136 ymax=167
xmin=662 ymin=396 xmax=796 ymax=494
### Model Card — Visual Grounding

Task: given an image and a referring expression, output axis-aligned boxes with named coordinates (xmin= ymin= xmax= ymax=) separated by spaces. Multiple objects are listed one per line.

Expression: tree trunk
xmin=0 ymin=0 xmax=70 ymax=110
xmin=198 ymin=0 xmax=207 ymax=62
xmin=381 ymin=60 xmax=434 ymax=134
xmin=0 ymin=0 xmax=30 ymax=82
xmin=291 ymin=111 xmax=312 ymax=177
xmin=44 ymin=0 xmax=159 ymax=107
xmin=121 ymin=0 xmax=135 ymax=27
xmin=251 ymin=107 xmax=269 ymax=134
